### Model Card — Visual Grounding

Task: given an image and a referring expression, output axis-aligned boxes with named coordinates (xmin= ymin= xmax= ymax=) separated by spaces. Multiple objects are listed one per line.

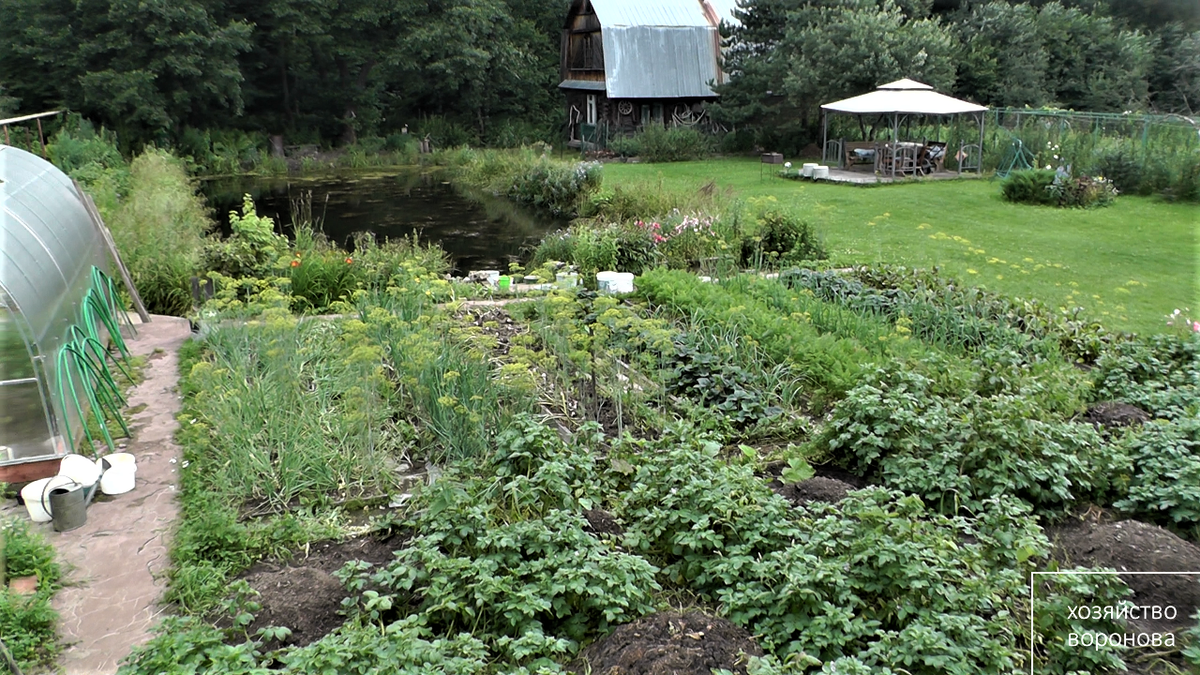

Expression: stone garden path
xmin=48 ymin=316 xmax=190 ymax=674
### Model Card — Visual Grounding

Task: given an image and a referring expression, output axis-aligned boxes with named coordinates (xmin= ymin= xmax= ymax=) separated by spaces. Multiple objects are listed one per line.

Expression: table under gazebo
xmin=820 ymin=79 xmax=988 ymax=178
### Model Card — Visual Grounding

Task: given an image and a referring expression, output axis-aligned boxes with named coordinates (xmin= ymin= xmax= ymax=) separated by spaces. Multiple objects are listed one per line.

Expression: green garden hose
xmin=50 ymin=267 xmax=137 ymax=455
xmin=90 ymin=266 xmax=137 ymax=340
xmin=58 ymin=337 xmax=130 ymax=454
xmin=56 ymin=343 xmax=111 ymax=453
xmin=65 ymin=326 xmax=132 ymax=398
xmin=82 ymin=288 xmax=130 ymax=359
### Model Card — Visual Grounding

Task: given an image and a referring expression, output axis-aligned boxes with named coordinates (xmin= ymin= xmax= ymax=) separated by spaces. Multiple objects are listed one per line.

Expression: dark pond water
xmin=202 ymin=170 xmax=566 ymax=274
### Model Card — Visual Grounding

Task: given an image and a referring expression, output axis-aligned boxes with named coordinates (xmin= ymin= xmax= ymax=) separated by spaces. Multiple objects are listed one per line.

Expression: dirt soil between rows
xmin=237 ymin=532 xmax=402 ymax=647
xmin=568 ymin=611 xmax=763 ymax=675
xmin=1050 ymin=519 xmax=1200 ymax=637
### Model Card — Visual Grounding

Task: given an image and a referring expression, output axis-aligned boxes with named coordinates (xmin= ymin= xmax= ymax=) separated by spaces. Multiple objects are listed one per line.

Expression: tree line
xmin=0 ymin=0 xmax=570 ymax=150
xmin=714 ymin=0 xmax=1200 ymax=149
xmin=0 ymin=0 xmax=1196 ymax=152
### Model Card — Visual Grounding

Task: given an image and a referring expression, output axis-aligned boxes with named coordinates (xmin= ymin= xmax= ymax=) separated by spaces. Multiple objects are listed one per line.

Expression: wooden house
xmin=559 ymin=0 xmax=740 ymax=144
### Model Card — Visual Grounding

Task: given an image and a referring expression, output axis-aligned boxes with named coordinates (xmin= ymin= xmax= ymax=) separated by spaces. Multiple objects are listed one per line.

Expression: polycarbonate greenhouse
xmin=1 ymin=144 xmax=133 ymax=473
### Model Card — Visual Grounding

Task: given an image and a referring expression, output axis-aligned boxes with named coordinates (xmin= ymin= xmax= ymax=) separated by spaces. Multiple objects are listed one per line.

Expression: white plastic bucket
xmin=98 ymin=453 xmax=138 ymax=495
xmin=596 ymin=271 xmax=617 ymax=290
xmin=21 ymin=475 xmax=78 ymax=522
xmin=597 ymin=271 xmax=635 ymax=294
xmin=556 ymin=272 xmax=580 ymax=289
xmin=59 ymin=454 xmax=102 ymax=487
xmin=812 ymin=165 xmax=830 ymax=179
xmin=97 ymin=452 xmax=137 ymax=472
xmin=802 ymin=162 xmax=818 ymax=177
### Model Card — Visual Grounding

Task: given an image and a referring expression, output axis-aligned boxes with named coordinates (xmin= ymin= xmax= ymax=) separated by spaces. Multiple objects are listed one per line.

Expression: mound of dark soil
xmin=1050 ymin=519 xmax=1200 ymax=635
xmin=1086 ymin=401 xmax=1151 ymax=428
xmin=775 ymin=477 xmax=854 ymax=506
xmin=584 ymin=509 xmax=624 ymax=536
xmin=241 ymin=566 xmax=346 ymax=646
xmin=568 ymin=611 xmax=763 ymax=675
xmin=238 ymin=533 xmax=401 ymax=647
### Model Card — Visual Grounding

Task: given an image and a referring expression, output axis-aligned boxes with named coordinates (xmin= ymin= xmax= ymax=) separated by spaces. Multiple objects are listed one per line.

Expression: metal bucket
xmin=49 ymin=483 xmax=87 ymax=532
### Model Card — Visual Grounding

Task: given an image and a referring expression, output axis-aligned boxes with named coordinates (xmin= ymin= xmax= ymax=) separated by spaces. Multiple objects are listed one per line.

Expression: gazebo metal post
xmin=978 ymin=111 xmax=985 ymax=174
xmin=822 ymin=111 xmax=828 ymax=166
xmin=892 ymin=112 xmax=899 ymax=178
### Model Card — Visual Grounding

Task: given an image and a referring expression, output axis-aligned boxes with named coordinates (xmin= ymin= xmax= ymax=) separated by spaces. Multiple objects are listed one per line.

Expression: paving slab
xmin=3 ymin=316 xmax=191 ymax=675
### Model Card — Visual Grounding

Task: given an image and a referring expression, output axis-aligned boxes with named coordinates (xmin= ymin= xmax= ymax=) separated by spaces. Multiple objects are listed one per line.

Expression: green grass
xmin=1 ymin=518 xmax=62 ymax=670
xmin=603 ymin=157 xmax=1198 ymax=335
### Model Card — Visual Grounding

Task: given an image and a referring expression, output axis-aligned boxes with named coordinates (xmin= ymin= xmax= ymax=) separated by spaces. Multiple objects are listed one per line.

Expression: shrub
xmin=739 ymin=208 xmax=827 ymax=268
xmin=47 ymin=116 xmax=127 ymax=186
xmin=105 ymin=148 xmax=211 ymax=316
xmin=507 ymin=159 xmax=603 ymax=217
xmin=1093 ymin=144 xmax=1141 ymax=194
xmin=200 ymin=194 xmax=290 ymax=279
xmin=1000 ymin=168 xmax=1058 ymax=205
xmin=607 ymin=134 xmax=641 ymax=157
xmin=657 ymin=211 xmax=725 ymax=270
xmin=530 ymin=220 xmax=661 ymax=276
xmin=1171 ymin=154 xmax=1200 ymax=202
xmin=1048 ymin=173 xmax=1118 ymax=208
xmin=612 ymin=125 xmax=714 ymax=162
xmin=49 ymin=123 xmax=210 ymax=316
xmin=384 ymin=132 xmax=418 ymax=153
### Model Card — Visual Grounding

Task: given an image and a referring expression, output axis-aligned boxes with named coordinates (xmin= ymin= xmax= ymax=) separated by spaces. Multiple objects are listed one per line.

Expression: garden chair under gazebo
xmin=820 ymin=79 xmax=988 ymax=179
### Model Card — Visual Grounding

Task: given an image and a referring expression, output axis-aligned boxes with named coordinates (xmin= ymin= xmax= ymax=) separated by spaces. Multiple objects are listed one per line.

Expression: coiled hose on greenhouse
xmin=54 ymin=267 xmax=136 ymax=455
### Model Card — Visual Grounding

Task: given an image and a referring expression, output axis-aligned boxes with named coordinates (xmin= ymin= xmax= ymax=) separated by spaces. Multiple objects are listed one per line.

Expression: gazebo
xmin=820 ymin=79 xmax=987 ymax=178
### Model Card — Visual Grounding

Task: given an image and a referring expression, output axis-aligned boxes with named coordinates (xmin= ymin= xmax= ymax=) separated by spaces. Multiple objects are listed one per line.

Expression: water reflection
xmin=203 ymin=170 xmax=566 ymax=274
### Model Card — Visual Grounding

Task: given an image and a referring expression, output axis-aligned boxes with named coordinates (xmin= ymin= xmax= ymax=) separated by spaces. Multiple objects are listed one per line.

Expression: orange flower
xmin=290 ymin=259 xmax=301 ymax=267
xmin=345 ymin=257 xmax=354 ymax=264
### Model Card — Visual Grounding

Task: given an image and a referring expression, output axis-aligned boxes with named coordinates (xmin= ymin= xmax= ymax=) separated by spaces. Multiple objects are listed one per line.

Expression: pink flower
xmin=1193 ymin=321 xmax=1199 ymax=332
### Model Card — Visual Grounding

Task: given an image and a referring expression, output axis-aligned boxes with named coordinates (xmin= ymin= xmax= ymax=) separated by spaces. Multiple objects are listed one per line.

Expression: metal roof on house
xmin=576 ymin=0 xmax=740 ymax=99
xmin=590 ymin=0 xmax=737 ymax=27
xmin=601 ymin=26 xmax=722 ymax=98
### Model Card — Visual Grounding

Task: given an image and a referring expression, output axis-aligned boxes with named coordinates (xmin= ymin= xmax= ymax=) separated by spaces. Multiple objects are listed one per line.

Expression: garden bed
xmin=119 ymin=250 xmax=1200 ymax=674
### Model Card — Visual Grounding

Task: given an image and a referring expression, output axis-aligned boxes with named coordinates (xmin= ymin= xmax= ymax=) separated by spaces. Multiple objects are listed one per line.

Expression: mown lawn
xmin=602 ymin=157 xmax=1198 ymax=335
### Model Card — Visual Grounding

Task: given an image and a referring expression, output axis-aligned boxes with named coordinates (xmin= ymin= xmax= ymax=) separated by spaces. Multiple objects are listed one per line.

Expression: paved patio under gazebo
xmin=816 ymin=167 xmax=980 ymax=184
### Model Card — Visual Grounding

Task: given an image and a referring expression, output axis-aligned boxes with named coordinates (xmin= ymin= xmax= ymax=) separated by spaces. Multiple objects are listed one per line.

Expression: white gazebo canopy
xmin=821 ymin=79 xmax=987 ymax=116
xmin=819 ymin=79 xmax=988 ymax=176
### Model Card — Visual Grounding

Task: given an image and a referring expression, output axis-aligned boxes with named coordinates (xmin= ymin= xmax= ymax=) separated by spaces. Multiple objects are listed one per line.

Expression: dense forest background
xmin=0 ymin=0 xmax=1196 ymax=153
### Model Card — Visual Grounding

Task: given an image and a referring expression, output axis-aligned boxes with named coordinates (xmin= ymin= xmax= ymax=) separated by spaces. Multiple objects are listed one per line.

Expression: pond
xmin=202 ymin=170 xmax=566 ymax=274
